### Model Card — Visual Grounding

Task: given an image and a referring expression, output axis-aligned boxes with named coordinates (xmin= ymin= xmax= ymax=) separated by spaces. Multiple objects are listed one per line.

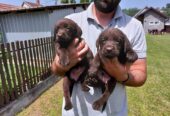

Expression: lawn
xmin=17 ymin=34 xmax=170 ymax=116
xmin=127 ymin=34 xmax=170 ymax=116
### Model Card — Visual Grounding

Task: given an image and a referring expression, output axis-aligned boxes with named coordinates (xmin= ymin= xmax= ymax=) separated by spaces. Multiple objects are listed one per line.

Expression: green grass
xmin=17 ymin=80 xmax=63 ymax=116
xmin=17 ymin=34 xmax=170 ymax=116
xmin=127 ymin=34 xmax=170 ymax=116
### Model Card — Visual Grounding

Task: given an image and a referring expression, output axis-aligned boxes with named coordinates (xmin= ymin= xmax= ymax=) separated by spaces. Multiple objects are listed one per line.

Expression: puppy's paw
xmin=92 ymin=100 xmax=103 ymax=111
xmin=89 ymin=73 xmax=96 ymax=77
xmin=64 ymin=102 xmax=73 ymax=110
xmin=82 ymin=85 xmax=90 ymax=92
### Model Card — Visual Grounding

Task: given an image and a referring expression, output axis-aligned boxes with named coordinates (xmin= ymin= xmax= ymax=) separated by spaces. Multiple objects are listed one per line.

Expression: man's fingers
xmin=73 ymin=38 xmax=80 ymax=47
xmin=77 ymin=40 xmax=85 ymax=51
xmin=77 ymin=43 xmax=89 ymax=59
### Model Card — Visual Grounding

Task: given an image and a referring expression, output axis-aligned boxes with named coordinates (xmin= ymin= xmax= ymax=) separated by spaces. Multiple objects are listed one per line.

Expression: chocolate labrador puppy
xmin=54 ymin=18 xmax=93 ymax=110
xmin=85 ymin=28 xmax=138 ymax=111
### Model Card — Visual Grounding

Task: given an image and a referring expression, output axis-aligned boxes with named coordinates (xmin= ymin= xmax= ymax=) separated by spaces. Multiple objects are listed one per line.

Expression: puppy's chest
xmin=86 ymin=70 xmax=112 ymax=87
xmin=66 ymin=57 xmax=89 ymax=82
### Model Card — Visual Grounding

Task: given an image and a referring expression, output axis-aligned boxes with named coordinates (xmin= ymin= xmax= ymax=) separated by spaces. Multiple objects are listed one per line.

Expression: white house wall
xmin=1 ymin=11 xmax=50 ymax=42
xmin=49 ymin=8 xmax=74 ymax=36
xmin=49 ymin=6 xmax=84 ymax=36
xmin=0 ymin=5 xmax=85 ymax=43
xmin=6 ymin=32 xmax=51 ymax=42
xmin=143 ymin=10 xmax=164 ymax=33
xmin=75 ymin=7 xmax=84 ymax=13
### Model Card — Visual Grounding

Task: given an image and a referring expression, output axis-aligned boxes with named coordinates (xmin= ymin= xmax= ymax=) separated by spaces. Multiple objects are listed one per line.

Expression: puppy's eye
xmin=64 ymin=25 xmax=71 ymax=30
xmin=66 ymin=26 xmax=70 ymax=30
xmin=114 ymin=41 xmax=119 ymax=44
xmin=100 ymin=38 xmax=106 ymax=42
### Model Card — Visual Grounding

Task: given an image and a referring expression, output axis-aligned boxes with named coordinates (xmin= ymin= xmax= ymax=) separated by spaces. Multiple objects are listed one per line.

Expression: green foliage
xmin=161 ymin=3 xmax=170 ymax=16
xmin=122 ymin=8 xmax=140 ymax=16
xmin=60 ymin=0 xmax=76 ymax=3
xmin=162 ymin=8 xmax=170 ymax=16
xmin=166 ymin=3 xmax=170 ymax=8
xmin=80 ymin=0 xmax=90 ymax=3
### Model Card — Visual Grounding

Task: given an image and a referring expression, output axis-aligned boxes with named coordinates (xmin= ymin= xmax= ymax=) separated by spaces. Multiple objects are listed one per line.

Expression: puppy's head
xmin=54 ymin=18 xmax=82 ymax=48
xmin=96 ymin=28 xmax=138 ymax=64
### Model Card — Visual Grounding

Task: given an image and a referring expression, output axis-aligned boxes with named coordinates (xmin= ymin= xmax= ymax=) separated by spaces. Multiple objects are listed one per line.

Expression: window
xmin=149 ymin=21 xmax=160 ymax=25
xmin=149 ymin=21 xmax=154 ymax=25
xmin=155 ymin=21 xmax=160 ymax=25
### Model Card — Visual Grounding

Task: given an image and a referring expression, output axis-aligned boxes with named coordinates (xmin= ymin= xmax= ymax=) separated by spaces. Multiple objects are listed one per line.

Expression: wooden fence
xmin=0 ymin=37 xmax=55 ymax=108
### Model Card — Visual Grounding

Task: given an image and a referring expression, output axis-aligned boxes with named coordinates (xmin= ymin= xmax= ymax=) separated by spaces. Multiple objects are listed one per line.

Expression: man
xmin=51 ymin=0 xmax=147 ymax=115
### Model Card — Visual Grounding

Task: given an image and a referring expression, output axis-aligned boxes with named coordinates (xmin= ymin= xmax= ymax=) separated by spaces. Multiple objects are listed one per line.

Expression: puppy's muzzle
xmin=56 ymin=33 xmax=72 ymax=47
xmin=102 ymin=45 xmax=119 ymax=59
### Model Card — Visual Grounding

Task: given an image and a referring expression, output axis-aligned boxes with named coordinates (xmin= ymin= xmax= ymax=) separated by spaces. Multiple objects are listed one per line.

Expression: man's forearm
xmin=51 ymin=61 xmax=65 ymax=76
xmin=123 ymin=59 xmax=147 ymax=87
xmin=102 ymin=58 xmax=147 ymax=87
xmin=123 ymin=70 xmax=147 ymax=87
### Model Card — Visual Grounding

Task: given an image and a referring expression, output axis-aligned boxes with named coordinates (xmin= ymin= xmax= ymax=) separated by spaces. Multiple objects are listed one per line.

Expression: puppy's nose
xmin=106 ymin=47 xmax=113 ymax=52
xmin=57 ymin=30 xmax=65 ymax=37
xmin=57 ymin=32 xmax=63 ymax=37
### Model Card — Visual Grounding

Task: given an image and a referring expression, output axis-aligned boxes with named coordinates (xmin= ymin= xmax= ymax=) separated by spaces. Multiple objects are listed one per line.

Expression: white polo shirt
xmin=62 ymin=3 xmax=147 ymax=116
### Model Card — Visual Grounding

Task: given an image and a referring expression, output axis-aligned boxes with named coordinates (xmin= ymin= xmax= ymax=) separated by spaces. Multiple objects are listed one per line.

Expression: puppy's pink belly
xmin=98 ymin=71 xmax=111 ymax=84
xmin=70 ymin=67 xmax=85 ymax=81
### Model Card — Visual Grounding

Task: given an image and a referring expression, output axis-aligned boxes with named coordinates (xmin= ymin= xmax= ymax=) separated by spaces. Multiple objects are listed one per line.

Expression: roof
xmin=0 ymin=3 xmax=21 ymax=11
xmin=0 ymin=3 xmax=89 ymax=14
xmin=22 ymin=1 xmax=43 ymax=8
xmin=134 ymin=7 xmax=168 ymax=19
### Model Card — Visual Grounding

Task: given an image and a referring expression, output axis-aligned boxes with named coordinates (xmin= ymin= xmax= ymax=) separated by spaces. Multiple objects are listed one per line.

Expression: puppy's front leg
xmin=88 ymin=53 xmax=101 ymax=77
xmin=63 ymin=77 xmax=73 ymax=110
xmin=92 ymin=79 xmax=116 ymax=111
xmin=59 ymin=49 xmax=70 ymax=66
xmin=81 ymin=50 xmax=94 ymax=91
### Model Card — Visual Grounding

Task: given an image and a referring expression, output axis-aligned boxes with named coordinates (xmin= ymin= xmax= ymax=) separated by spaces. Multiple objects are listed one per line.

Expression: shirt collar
xmin=87 ymin=2 xmax=123 ymax=21
xmin=87 ymin=3 xmax=95 ymax=20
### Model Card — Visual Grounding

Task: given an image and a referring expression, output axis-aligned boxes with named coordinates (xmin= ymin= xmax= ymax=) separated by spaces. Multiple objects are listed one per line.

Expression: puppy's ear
xmin=96 ymin=38 xmax=100 ymax=51
xmin=54 ymin=23 xmax=59 ymax=42
xmin=53 ymin=27 xmax=57 ymax=42
xmin=76 ymin=25 xmax=82 ymax=37
xmin=123 ymin=34 xmax=138 ymax=63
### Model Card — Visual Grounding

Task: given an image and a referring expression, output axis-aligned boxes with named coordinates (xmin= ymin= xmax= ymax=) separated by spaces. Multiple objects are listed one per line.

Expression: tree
xmin=163 ymin=8 xmax=170 ymax=16
xmin=80 ymin=0 xmax=90 ymax=3
xmin=161 ymin=3 xmax=170 ymax=16
xmin=166 ymin=3 xmax=170 ymax=8
xmin=122 ymin=8 xmax=140 ymax=16
xmin=60 ymin=0 xmax=76 ymax=4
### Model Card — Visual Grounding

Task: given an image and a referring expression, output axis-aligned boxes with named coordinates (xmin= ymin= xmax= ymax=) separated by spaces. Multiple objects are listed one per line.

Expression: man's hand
xmin=100 ymin=56 xmax=147 ymax=87
xmin=51 ymin=38 xmax=89 ymax=76
xmin=100 ymin=56 xmax=128 ymax=82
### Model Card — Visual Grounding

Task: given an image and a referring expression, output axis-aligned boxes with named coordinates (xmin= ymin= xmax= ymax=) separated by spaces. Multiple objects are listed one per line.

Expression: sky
xmin=0 ymin=0 xmax=169 ymax=9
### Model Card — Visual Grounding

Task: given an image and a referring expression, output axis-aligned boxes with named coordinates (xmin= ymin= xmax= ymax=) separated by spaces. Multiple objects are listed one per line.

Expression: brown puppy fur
xmin=85 ymin=28 xmax=138 ymax=111
xmin=54 ymin=18 xmax=93 ymax=110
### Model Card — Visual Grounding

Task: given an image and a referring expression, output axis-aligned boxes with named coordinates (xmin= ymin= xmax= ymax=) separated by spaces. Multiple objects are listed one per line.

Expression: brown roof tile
xmin=0 ymin=3 xmax=21 ymax=11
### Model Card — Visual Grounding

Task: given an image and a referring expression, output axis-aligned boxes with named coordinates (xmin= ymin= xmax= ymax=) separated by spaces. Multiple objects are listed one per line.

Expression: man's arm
xmin=51 ymin=39 xmax=89 ymax=76
xmin=101 ymin=58 xmax=147 ymax=87
xmin=124 ymin=58 xmax=147 ymax=86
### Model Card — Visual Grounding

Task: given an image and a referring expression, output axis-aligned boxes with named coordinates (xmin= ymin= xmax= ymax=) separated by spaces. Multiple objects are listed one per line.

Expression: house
xmin=134 ymin=7 xmax=169 ymax=34
xmin=0 ymin=2 xmax=89 ymax=43
xmin=22 ymin=0 xmax=43 ymax=8
xmin=0 ymin=3 xmax=22 ymax=43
